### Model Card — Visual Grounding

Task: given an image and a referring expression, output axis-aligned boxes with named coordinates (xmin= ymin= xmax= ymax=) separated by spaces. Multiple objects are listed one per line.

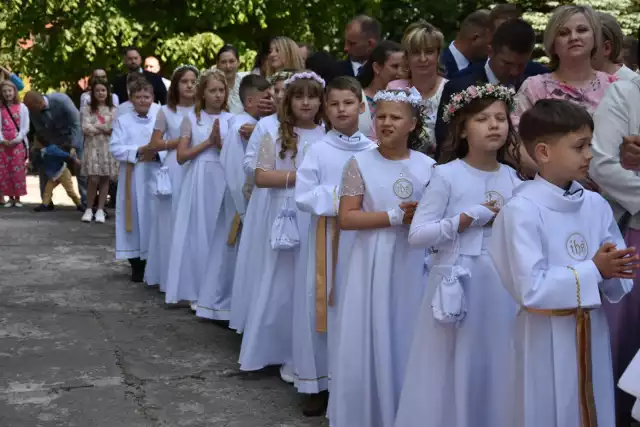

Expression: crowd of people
xmin=3 ymin=3 xmax=640 ymax=427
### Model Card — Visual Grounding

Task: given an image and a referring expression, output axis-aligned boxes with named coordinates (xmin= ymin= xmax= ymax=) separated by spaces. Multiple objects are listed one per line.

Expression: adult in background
xmin=436 ymin=18 xmax=543 ymax=158
xmin=144 ymin=56 xmax=171 ymax=90
xmin=590 ymin=50 xmax=640 ymax=425
xmin=265 ymin=36 xmax=305 ymax=77
xmin=592 ymin=12 xmax=638 ymax=80
xmin=23 ymin=90 xmax=86 ymax=209
xmin=440 ymin=10 xmax=492 ymax=78
xmin=622 ymin=35 xmax=639 ymax=71
xmin=80 ymin=69 xmax=119 ymax=108
xmin=215 ymin=45 xmax=249 ymax=114
xmin=488 ymin=3 xmax=521 ymax=34
xmin=339 ymin=15 xmax=382 ymax=77
xmin=297 ymin=42 xmax=314 ymax=63
xmin=0 ymin=80 xmax=29 ymax=207
xmin=112 ymin=47 xmax=167 ymax=104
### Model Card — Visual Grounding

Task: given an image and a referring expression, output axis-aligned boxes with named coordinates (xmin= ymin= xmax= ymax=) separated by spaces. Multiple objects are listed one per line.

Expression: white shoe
xmin=13 ymin=202 xmax=22 ymax=208
xmin=81 ymin=209 xmax=93 ymax=222
xmin=94 ymin=209 xmax=106 ymax=224
xmin=279 ymin=363 xmax=295 ymax=384
xmin=3 ymin=201 xmax=12 ymax=208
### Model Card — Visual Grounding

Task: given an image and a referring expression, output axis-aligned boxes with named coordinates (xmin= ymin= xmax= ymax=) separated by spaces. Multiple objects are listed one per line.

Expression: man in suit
xmin=112 ymin=47 xmax=167 ymax=104
xmin=337 ymin=15 xmax=381 ymax=78
xmin=435 ymin=18 xmax=547 ymax=158
xmin=23 ymin=91 xmax=87 ymax=209
xmin=440 ymin=10 xmax=492 ymax=78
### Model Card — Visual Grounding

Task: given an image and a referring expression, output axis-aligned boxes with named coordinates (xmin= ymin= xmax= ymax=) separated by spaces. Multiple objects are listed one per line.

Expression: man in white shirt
xmin=440 ymin=10 xmax=492 ymax=78
xmin=144 ymin=56 xmax=171 ymax=90
xmin=592 ymin=12 xmax=638 ymax=81
xmin=338 ymin=15 xmax=381 ymax=78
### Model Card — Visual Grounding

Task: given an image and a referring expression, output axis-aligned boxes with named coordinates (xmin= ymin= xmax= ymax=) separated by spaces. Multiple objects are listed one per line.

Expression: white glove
xmin=387 ymin=207 xmax=404 ymax=226
xmin=463 ymin=204 xmax=495 ymax=227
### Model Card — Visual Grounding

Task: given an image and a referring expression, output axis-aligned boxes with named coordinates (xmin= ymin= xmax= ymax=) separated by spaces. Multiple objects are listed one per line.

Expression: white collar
xmin=514 ymin=175 xmax=585 ymax=212
xmin=484 ymin=59 xmax=499 ymax=84
xmin=326 ymin=129 xmax=375 ymax=151
xmin=351 ymin=61 xmax=364 ymax=75
xmin=43 ymin=96 xmax=49 ymax=108
xmin=449 ymin=42 xmax=470 ymax=71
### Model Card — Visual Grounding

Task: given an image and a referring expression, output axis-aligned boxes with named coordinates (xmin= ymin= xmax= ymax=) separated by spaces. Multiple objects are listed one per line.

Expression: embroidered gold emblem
xmin=484 ymin=190 xmax=505 ymax=209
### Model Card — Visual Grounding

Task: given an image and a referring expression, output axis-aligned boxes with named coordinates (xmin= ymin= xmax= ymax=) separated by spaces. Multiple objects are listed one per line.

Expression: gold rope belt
xmin=315 ymin=215 xmax=340 ymax=332
xmin=227 ymin=213 xmax=242 ymax=246
xmin=521 ymin=266 xmax=597 ymax=427
xmin=124 ymin=163 xmax=134 ymax=233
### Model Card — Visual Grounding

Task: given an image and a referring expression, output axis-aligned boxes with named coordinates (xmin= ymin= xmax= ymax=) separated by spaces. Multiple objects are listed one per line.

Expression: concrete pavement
xmin=0 ymin=181 xmax=327 ymax=426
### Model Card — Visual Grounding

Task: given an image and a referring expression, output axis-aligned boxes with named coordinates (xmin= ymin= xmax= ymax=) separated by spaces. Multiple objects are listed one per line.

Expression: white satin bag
xmin=431 ymin=235 xmax=469 ymax=325
xmin=153 ymin=165 xmax=172 ymax=197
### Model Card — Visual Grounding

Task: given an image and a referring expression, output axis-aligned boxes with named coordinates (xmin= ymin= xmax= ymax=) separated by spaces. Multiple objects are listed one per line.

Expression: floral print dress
xmin=81 ymin=105 xmax=118 ymax=178
xmin=0 ymin=103 xmax=28 ymax=197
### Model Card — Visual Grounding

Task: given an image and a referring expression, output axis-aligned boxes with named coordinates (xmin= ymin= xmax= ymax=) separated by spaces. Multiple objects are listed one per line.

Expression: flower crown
xmin=197 ymin=68 xmax=226 ymax=86
xmin=442 ymin=83 xmax=516 ymax=123
xmin=284 ymin=71 xmax=325 ymax=88
xmin=267 ymin=70 xmax=294 ymax=85
xmin=373 ymin=87 xmax=423 ymax=107
xmin=171 ymin=64 xmax=200 ymax=79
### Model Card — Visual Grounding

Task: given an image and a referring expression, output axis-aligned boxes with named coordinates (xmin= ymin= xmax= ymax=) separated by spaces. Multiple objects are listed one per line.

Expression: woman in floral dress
xmin=81 ymin=80 xmax=118 ymax=223
xmin=0 ymin=80 xmax=29 ymax=207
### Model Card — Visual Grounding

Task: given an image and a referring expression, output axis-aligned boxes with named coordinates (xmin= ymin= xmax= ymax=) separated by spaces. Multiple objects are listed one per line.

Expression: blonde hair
xmin=543 ymin=5 xmax=602 ymax=70
xmin=0 ymin=80 xmax=20 ymax=105
xmin=265 ymin=36 xmax=304 ymax=77
xmin=402 ymin=21 xmax=445 ymax=78
xmin=195 ymin=69 xmax=229 ymax=123
xmin=277 ymin=75 xmax=324 ymax=162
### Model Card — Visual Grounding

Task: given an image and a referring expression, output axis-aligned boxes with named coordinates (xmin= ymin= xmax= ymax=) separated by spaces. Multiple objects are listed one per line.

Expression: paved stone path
xmin=0 ymin=184 xmax=327 ymax=426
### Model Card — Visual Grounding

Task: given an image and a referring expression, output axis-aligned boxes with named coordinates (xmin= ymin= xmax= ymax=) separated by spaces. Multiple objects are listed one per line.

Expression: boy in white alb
xmin=110 ymin=79 xmax=160 ymax=282
xmin=294 ymin=76 xmax=375 ymax=416
xmin=490 ymin=99 xmax=639 ymax=427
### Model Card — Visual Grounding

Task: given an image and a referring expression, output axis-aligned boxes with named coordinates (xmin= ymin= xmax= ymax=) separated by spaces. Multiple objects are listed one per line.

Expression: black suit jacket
xmin=112 ymin=70 xmax=168 ymax=105
xmin=434 ymin=60 xmax=549 ymax=159
xmin=440 ymin=47 xmax=460 ymax=79
xmin=336 ymin=60 xmax=356 ymax=78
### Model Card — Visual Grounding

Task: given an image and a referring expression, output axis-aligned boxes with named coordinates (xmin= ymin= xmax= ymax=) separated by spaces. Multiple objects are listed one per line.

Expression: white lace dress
xmin=238 ymin=124 xmax=326 ymax=371
xmin=328 ymin=149 xmax=434 ymax=427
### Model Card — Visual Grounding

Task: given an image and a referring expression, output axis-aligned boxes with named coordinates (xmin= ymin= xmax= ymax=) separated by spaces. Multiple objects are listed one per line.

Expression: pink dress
xmin=512 ymin=71 xmax=617 ymax=127
xmin=0 ymin=104 xmax=27 ymax=198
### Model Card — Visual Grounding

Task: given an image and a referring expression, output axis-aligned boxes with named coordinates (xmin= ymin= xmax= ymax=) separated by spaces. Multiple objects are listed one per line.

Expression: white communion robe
xmin=164 ymin=111 xmax=233 ymax=304
xmin=238 ymin=124 xmax=326 ymax=371
xmin=489 ymin=175 xmax=633 ymax=427
xmin=394 ymin=159 xmax=521 ymax=427
xmin=195 ymin=112 xmax=258 ymax=321
xmin=110 ymin=110 xmax=159 ymax=260
xmin=619 ymin=350 xmax=640 ymax=422
xmin=329 ymin=149 xmax=434 ymax=427
xmin=293 ymin=130 xmax=375 ymax=394
xmin=228 ymin=114 xmax=279 ymax=333
xmin=144 ymin=105 xmax=194 ymax=290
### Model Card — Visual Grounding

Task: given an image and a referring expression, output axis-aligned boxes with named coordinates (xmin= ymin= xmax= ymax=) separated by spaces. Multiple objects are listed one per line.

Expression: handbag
xmin=3 ymin=104 xmax=28 ymax=159
xmin=431 ymin=233 xmax=469 ymax=326
xmin=153 ymin=165 xmax=172 ymax=197
xmin=269 ymin=172 xmax=300 ymax=250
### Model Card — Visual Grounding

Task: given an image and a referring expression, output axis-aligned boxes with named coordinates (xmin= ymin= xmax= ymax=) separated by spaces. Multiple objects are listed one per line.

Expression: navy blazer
xmin=440 ymin=47 xmax=460 ymax=79
xmin=434 ymin=60 xmax=549 ymax=160
xmin=336 ymin=60 xmax=356 ymax=78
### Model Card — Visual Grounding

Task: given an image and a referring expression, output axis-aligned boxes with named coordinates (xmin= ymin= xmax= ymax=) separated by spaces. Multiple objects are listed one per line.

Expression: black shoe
xmin=302 ymin=391 xmax=329 ymax=417
xmin=48 ymin=202 xmax=55 ymax=209
xmin=34 ymin=203 xmax=54 ymax=212
xmin=129 ymin=258 xmax=147 ymax=283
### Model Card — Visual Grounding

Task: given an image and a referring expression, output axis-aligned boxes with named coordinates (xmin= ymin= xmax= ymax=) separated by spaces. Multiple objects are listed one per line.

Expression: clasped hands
xmin=593 ymin=242 xmax=640 ymax=279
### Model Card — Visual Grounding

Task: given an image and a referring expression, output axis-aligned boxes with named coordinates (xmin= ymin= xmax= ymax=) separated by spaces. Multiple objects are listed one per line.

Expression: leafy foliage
xmin=0 ymin=0 xmax=639 ymax=92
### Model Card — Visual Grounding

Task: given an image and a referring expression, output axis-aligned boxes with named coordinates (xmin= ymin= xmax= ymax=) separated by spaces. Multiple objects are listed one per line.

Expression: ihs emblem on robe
xmin=566 ymin=233 xmax=589 ymax=261
xmin=393 ymin=177 xmax=413 ymax=199
xmin=484 ymin=191 xmax=504 ymax=209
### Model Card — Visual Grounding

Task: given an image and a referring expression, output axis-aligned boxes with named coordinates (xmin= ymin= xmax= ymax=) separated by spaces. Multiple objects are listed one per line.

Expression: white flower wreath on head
xmin=373 ymin=87 xmax=423 ymax=107
xmin=283 ymin=71 xmax=325 ymax=88
xmin=171 ymin=64 xmax=200 ymax=79
xmin=196 ymin=68 xmax=227 ymax=86
xmin=442 ymin=83 xmax=516 ymax=123
xmin=268 ymin=70 xmax=295 ymax=85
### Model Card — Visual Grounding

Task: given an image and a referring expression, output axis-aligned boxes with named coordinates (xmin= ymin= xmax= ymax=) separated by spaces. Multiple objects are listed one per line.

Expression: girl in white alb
xmin=144 ymin=65 xmax=198 ymax=291
xmin=164 ymin=70 xmax=233 ymax=306
xmin=109 ymin=80 xmax=160 ymax=281
xmin=394 ymin=84 xmax=521 ymax=427
xmin=228 ymin=71 xmax=292 ymax=334
xmin=238 ymin=72 xmax=326 ymax=378
xmin=294 ymin=77 xmax=376 ymax=416
xmin=329 ymin=88 xmax=434 ymax=427
xmin=195 ymin=74 xmax=272 ymax=321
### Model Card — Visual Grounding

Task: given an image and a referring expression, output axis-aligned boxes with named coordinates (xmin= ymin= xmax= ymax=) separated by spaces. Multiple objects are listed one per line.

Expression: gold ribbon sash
xmin=521 ymin=266 xmax=597 ymax=427
xmin=124 ymin=163 xmax=134 ymax=233
xmin=227 ymin=213 xmax=242 ymax=246
xmin=315 ymin=215 xmax=340 ymax=333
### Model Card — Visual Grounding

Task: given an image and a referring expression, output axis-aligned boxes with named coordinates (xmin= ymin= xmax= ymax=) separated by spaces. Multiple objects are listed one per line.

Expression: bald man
xmin=24 ymin=91 xmax=86 ymax=207
xmin=144 ymin=56 xmax=171 ymax=90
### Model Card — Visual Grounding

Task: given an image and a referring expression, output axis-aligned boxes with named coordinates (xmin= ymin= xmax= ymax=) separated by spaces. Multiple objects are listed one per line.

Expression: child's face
xmin=326 ymin=89 xmax=363 ymax=134
xmin=245 ymin=89 xmax=269 ymax=114
xmin=273 ymin=81 xmax=286 ymax=107
xmin=536 ymin=126 xmax=593 ymax=183
xmin=463 ymin=101 xmax=509 ymax=154
xmin=204 ymin=78 xmax=226 ymax=110
xmin=132 ymin=89 xmax=153 ymax=115
xmin=375 ymin=101 xmax=417 ymax=148
xmin=291 ymin=90 xmax=321 ymax=124
xmin=1 ymin=85 xmax=16 ymax=102
xmin=178 ymin=71 xmax=197 ymax=102
xmin=93 ymin=84 xmax=108 ymax=103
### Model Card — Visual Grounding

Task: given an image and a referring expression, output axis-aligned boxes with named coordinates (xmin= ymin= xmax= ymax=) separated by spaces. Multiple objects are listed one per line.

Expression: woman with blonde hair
xmin=0 ymin=79 xmax=29 ymax=207
xmin=513 ymin=5 xmax=616 ymax=126
xmin=265 ymin=36 xmax=305 ymax=77
xmin=387 ymin=21 xmax=447 ymax=156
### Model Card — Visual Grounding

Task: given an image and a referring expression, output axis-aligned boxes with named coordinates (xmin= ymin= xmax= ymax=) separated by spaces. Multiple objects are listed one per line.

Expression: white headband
xmin=284 ymin=71 xmax=326 ymax=88
xmin=373 ymin=87 xmax=423 ymax=107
